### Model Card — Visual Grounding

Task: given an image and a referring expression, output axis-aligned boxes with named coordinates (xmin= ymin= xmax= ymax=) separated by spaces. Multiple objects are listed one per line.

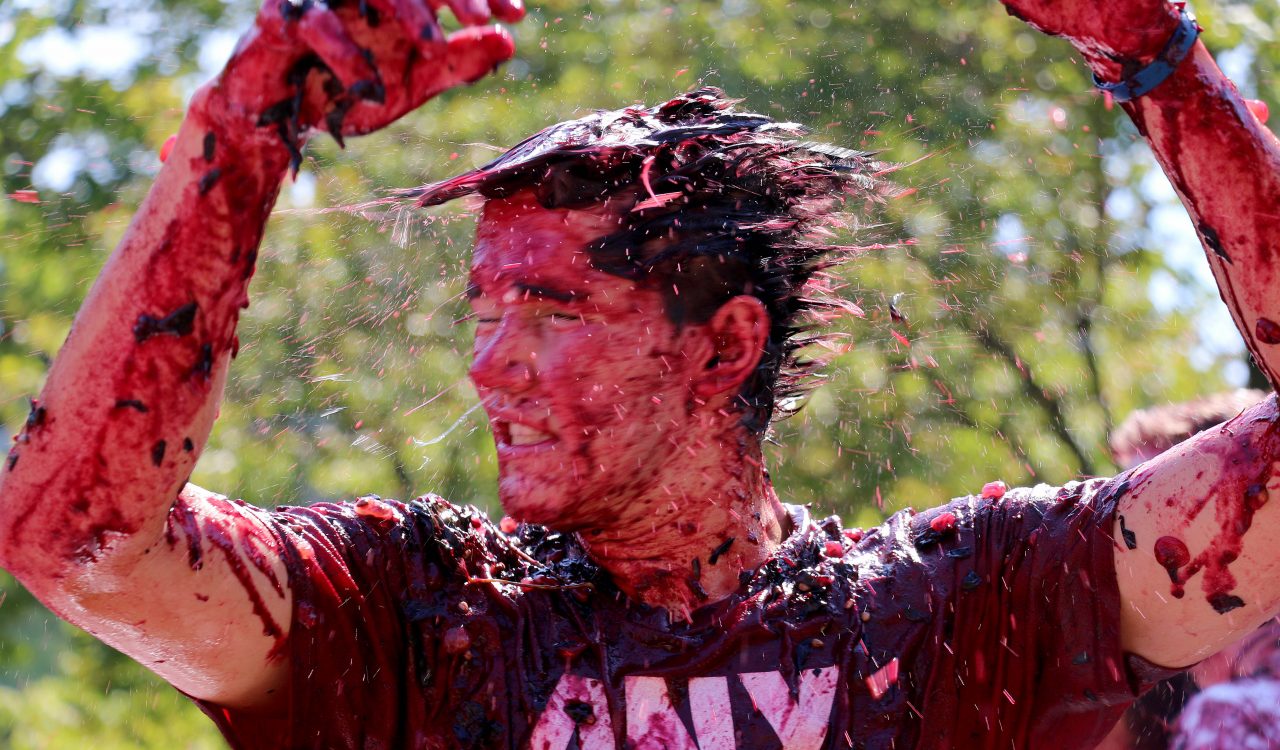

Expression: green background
xmin=0 ymin=0 xmax=1276 ymax=745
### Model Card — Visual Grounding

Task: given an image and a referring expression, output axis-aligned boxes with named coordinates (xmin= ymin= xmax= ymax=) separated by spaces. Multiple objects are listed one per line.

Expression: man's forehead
xmin=469 ymin=194 xmax=627 ymax=286
xmin=465 ymin=279 xmax=590 ymax=303
xmin=481 ymin=201 xmax=620 ymax=237
xmin=468 ymin=233 xmax=632 ymax=304
xmin=468 ymin=238 xmax=595 ymax=285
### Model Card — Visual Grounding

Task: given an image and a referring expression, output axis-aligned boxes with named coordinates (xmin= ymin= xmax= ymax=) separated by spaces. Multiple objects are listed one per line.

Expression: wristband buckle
xmin=1092 ymin=7 xmax=1200 ymax=103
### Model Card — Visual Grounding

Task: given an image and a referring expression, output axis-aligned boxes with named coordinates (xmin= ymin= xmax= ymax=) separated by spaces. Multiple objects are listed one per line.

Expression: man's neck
xmin=574 ymin=434 xmax=790 ymax=620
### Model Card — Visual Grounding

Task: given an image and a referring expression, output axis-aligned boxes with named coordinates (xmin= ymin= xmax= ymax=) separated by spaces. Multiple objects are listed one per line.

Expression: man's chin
xmin=497 ymin=476 xmax=597 ymax=532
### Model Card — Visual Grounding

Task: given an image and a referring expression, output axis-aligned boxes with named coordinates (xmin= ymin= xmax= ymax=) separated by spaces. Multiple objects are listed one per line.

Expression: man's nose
xmin=469 ymin=317 xmax=537 ymax=393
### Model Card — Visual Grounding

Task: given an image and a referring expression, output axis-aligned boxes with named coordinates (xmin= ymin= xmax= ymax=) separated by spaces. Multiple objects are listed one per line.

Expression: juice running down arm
xmin=0 ymin=0 xmax=518 ymax=709
xmin=999 ymin=0 xmax=1280 ymax=667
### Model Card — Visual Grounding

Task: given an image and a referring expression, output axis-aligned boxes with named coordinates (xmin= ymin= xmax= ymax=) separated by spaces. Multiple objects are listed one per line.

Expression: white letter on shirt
xmin=527 ymin=674 xmax=617 ymax=750
xmin=624 ymin=675 xmax=699 ymax=750
xmin=740 ymin=667 xmax=839 ymax=750
xmin=689 ymin=676 xmax=735 ymax=750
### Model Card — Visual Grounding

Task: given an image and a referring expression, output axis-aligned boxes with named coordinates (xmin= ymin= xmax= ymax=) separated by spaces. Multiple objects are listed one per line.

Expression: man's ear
xmin=691 ymin=295 xmax=769 ymax=401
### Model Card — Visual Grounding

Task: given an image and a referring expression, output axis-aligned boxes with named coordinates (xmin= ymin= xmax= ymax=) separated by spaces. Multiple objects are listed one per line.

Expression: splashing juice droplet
xmin=1246 ymin=99 xmax=1270 ymax=124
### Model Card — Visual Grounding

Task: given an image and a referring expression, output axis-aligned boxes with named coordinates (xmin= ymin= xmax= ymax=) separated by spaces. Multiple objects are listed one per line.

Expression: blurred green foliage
xmin=0 ymin=0 xmax=1276 ymax=745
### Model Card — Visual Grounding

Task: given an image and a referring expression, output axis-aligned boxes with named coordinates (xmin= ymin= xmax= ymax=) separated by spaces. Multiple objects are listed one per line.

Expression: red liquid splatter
xmin=981 ymin=481 xmax=1007 ymax=500
xmin=353 ymin=496 xmax=397 ymax=521
xmin=165 ymin=497 xmax=285 ymax=644
xmin=1168 ymin=411 xmax=1280 ymax=608
xmin=1255 ymin=317 xmax=1280 ymax=344
xmin=930 ymin=511 xmax=957 ymax=533
xmin=1154 ymin=535 xmax=1190 ymax=571
xmin=1246 ymin=98 xmax=1270 ymax=124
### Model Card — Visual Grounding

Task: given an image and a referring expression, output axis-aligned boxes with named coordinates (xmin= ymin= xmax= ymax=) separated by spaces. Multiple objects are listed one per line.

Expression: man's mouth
xmin=508 ymin=422 xmax=554 ymax=446
xmin=495 ymin=419 xmax=556 ymax=449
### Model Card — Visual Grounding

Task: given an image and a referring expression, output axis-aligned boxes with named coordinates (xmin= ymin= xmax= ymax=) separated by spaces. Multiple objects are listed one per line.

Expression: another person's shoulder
xmin=867 ymin=476 xmax=1126 ymax=557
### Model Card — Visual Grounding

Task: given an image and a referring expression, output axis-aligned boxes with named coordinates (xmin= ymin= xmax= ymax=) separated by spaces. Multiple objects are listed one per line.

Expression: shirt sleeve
xmin=902 ymin=476 xmax=1183 ymax=748
xmin=188 ymin=497 xmax=454 ymax=750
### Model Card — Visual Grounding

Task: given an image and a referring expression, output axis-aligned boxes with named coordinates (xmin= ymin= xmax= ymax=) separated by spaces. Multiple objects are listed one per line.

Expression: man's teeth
xmin=508 ymin=423 xmax=551 ymax=446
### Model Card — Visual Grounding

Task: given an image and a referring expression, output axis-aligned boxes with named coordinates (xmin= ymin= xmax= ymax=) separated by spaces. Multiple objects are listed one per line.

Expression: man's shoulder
xmin=822 ymin=476 xmax=1124 ymax=592
xmin=875 ymin=476 xmax=1121 ymax=544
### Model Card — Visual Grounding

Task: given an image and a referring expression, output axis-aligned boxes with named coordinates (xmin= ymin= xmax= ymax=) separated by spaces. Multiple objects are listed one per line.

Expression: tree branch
xmin=961 ymin=320 xmax=1097 ymax=476
xmin=1076 ymin=298 xmax=1116 ymax=471
xmin=929 ymin=369 xmax=1041 ymax=483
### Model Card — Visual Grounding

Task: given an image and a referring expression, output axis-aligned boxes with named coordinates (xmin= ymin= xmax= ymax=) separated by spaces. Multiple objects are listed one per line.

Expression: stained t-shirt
xmin=194 ymin=477 xmax=1177 ymax=749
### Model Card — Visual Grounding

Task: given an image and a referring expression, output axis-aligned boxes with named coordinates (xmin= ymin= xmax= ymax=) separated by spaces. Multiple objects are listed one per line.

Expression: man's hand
xmin=214 ymin=0 xmax=522 ymax=164
xmin=998 ymin=0 xmax=1180 ymax=81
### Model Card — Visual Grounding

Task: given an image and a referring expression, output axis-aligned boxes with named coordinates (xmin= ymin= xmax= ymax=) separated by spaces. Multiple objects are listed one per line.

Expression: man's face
xmin=467 ymin=195 xmax=703 ymax=530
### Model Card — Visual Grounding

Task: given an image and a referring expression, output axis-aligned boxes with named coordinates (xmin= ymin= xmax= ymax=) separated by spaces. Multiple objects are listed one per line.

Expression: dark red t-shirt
xmin=194 ymin=477 xmax=1177 ymax=749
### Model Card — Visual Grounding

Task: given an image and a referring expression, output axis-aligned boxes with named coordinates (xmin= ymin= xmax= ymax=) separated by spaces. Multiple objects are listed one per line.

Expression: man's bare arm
xmin=1103 ymin=28 xmax=1280 ymax=666
xmin=1113 ymin=396 xmax=1280 ymax=666
xmin=0 ymin=0 xmax=518 ymax=708
xmin=996 ymin=0 xmax=1280 ymax=666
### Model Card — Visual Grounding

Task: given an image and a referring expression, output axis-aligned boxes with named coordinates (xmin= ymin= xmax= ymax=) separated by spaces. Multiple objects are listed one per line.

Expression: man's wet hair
xmin=411 ymin=87 xmax=895 ymax=432
xmin=1109 ymin=388 xmax=1270 ymax=468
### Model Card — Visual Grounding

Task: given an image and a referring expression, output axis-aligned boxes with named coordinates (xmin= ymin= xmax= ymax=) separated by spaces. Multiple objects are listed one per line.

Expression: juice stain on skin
xmin=1153 ymin=535 xmax=1191 ymax=592
xmin=1148 ymin=399 xmax=1280 ymax=609
xmin=165 ymin=496 xmax=286 ymax=645
xmin=1255 ymin=317 xmax=1280 ymax=345
xmin=133 ymin=301 xmax=198 ymax=342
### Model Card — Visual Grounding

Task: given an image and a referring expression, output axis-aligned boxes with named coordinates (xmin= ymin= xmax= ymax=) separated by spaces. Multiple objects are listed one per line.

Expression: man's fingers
xmin=293 ymin=4 xmax=380 ymax=91
xmin=414 ymin=24 xmax=514 ymax=97
xmin=487 ymin=0 xmax=525 ymax=24
xmin=441 ymin=0 xmax=492 ymax=27
xmin=386 ymin=0 xmax=446 ymax=48
xmin=337 ymin=24 xmax=512 ymax=136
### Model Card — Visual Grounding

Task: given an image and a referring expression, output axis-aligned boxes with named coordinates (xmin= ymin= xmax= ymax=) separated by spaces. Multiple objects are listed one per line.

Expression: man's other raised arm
xmin=997 ymin=0 xmax=1280 ymax=667
xmin=0 ymin=0 xmax=518 ymax=709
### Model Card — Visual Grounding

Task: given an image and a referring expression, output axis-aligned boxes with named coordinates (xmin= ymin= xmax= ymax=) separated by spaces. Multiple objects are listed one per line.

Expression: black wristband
xmin=1092 ymin=7 xmax=1200 ymax=103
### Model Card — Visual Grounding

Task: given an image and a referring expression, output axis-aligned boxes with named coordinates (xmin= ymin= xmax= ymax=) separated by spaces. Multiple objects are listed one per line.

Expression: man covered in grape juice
xmin=2 ymin=0 xmax=1279 ymax=746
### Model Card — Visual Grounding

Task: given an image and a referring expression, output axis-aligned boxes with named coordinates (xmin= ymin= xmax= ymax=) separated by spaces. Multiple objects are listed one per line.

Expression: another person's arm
xmin=0 ymin=0 xmax=518 ymax=709
xmin=996 ymin=0 xmax=1280 ymax=667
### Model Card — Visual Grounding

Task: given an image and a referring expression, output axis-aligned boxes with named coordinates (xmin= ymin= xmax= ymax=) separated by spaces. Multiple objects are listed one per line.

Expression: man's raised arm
xmin=998 ymin=0 xmax=1280 ymax=667
xmin=0 ymin=0 xmax=518 ymax=708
